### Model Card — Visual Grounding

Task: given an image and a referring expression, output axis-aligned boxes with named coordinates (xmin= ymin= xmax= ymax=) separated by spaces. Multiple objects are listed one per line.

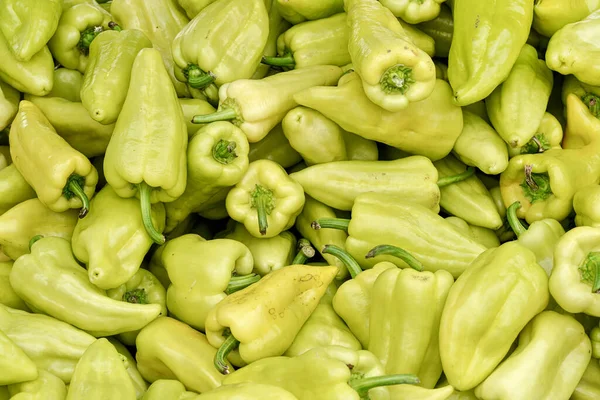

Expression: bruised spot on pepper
xmin=300 ymin=274 xmax=314 ymax=282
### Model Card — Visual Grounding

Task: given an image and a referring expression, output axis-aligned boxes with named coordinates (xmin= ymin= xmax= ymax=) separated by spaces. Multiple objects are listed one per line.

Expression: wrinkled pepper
xmin=197 ymin=382 xmax=299 ymax=400
xmin=0 ymin=164 xmax=36 ymax=216
xmin=163 ymin=121 xmax=249 ymax=234
xmin=226 ymin=159 xmax=305 ymax=238
xmin=276 ymin=0 xmax=344 ymax=24
xmin=135 ymin=317 xmax=225 ymax=393
xmin=9 ymin=100 xmax=97 ymax=217
xmin=572 ymin=358 xmax=600 ymax=400
xmin=417 ymin=4 xmax=453 ymax=58
xmin=533 ymin=0 xmax=600 ymax=37
xmin=192 ymin=65 xmax=343 ymax=143
xmin=248 ymin=123 xmax=302 ymax=168
xmin=7 ymin=369 xmax=67 ymax=400
xmin=346 ymin=0 xmax=436 ymax=111
xmin=486 ymin=44 xmax=554 ymax=148
xmin=507 ymin=112 xmax=564 ymax=157
xmin=439 ymin=242 xmax=549 ymax=391
xmin=0 ymin=330 xmax=38 ymax=385
xmin=448 ymin=0 xmax=533 ymax=105
xmin=444 ymin=217 xmax=500 ymax=248
xmin=0 ymin=81 xmax=19 ymax=131
xmin=206 ymin=264 xmax=338 ymax=371
xmin=0 ymin=261 xmax=29 ymax=311
xmin=103 ymin=48 xmax=188 ymax=245
xmin=475 ymin=311 xmax=591 ymax=400
xmin=574 ymin=185 xmax=600 ymax=227
xmin=71 ymin=184 xmax=165 ymax=290
xmin=10 ymin=236 xmax=162 ymax=337
xmin=294 ymin=72 xmax=463 ymax=161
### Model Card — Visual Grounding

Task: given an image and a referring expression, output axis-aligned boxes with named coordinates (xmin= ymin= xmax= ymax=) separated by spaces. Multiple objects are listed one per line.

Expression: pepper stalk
xmin=365 ymin=245 xmax=425 ymax=271
xmin=520 ymin=164 xmax=553 ymax=203
xmin=348 ymin=372 xmax=420 ymax=399
xmin=321 ymin=244 xmax=362 ymax=279
xmin=292 ymin=238 xmax=316 ymax=265
xmin=138 ymin=183 xmax=165 ymax=245
xmin=63 ymin=174 xmax=91 ymax=218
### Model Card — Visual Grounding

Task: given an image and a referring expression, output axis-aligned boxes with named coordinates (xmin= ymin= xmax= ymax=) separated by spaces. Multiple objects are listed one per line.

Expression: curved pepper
xmin=294 ymin=72 xmax=462 ymax=161
xmin=7 ymin=369 xmax=67 ymax=400
xmin=226 ymin=159 xmax=305 ymax=238
xmin=0 ymin=81 xmax=19 ymax=131
xmin=0 ymin=305 xmax=96 ymax=383
xmin=141 ymin=379 xmax=198 ymax=400
xmin=136 ymin=317 xmax=226 ymax=393
xmin=163 ymin=121 xmax=249 ymax=234
xmin=417 ymin=4 xmax=453 ymax=58
xmin=248 ymin=123 xmax=302 ymax=168
xmin=439 ymin=242 xmax=549 ymax=391
xmin=533 ymin=0 xmax=600 ymax=37
xmin=346 ymin=0 xmax=435 ymax=111
xmin=572 ymin=358 xmax=600 ymax=400
xmin=507 ymin=112 xmax=564 ymax=157
xmin=0 ymin=165 xmax=36 ymax=216
xmin=486 ymin=44 xmax=554 ymax=148
xmin=0 ymin=330 xmax=38 ymax=385
xmin=10 ymin=236 xmax=162 ymax=337
xmin=475 ymin=311 xmax=591 ymax=400
xmin=444 ymin=217 xmax=500 ymax=249
xmin=103 ymin=48 xmax=188 ymax=244
xmin=276 ymin=0 xmax=344 ymax=24
xmin=197 ymin=382 xmax=299 ymax=399
xmin=448 ymin=0 xmax=533 ymax=105
xmin=0 ymin=261 xmax=29 ymax=311
xmin=9 ymin=101 xmax=97 ymax=217
xmin=192 ymin=65 xmax=343 ymax=143
xmin=71 ymin=184 xmax=165 ymax=290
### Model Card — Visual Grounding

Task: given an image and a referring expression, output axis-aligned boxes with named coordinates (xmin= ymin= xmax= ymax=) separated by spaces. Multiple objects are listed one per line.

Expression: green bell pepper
xmin=248 ymin=123 xmax=303 ymax=168
xmin=533 ymin=0 xmax=600 ymax=37
xmin=417 ymin=4 xmax=453 ymax=58
xmin=572 ymin=358 xmax=600 ymax=400
xmin=0 ymin=330 xmax=38 ymax=385
xmin=444 ymin=217 xmax=500 ymax=248
xmin=0 ymin=261 xmax=29 ymax=311
xmin=46 ymin=68 xmax=83 ymax=101
xmin=7 ymin=369 xmax=67 ymax=400
xmin=276 ymin=0 xmax=344 ymax=24
xmin=439 ymin=241 xmax=549 ymax=391
xmin=0 ymin=164 xmax=36 ymax=216
xmin=197 ymin=382 xmax=299 ymax=399
xmin=0 ymin=81 xmax=19 ymax=131
xmin=507 ymin=112 xmax=564 ymax=157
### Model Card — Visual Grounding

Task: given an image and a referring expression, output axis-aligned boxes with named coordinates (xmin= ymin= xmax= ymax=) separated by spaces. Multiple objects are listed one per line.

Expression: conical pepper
xmin=572 ymin=358 xmax=600 ymax=400
xmin=574 ymin=185 xmax=600 ymax=227
xmin=380 ymin=0 xmax=445 ymax=24
xmin=195 ymin=383 xmax=299 ymax=400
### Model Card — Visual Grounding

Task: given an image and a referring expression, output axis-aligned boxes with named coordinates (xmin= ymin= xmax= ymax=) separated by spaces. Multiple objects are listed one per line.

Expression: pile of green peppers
xmin=2 ymin=0 xmax=600 ymax=398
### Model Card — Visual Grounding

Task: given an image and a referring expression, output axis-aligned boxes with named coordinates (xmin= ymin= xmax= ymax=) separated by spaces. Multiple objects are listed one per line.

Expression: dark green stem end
xmin=506 ymin=201 xmax=527 ymax=238
xmin=123 ymin=288 xmax=148 ymax=304
xmin=63 ymin=174 xmax=90 ymax=218
xmin=183 ymin=64 xmax=215 ymax=89
xmin=521 ymin=134 xmax=550 ymax=154
xmin=579 ymin=251 xmax=600 ymax=293
xmin=251 ymin=184 xmax=275 ymax=236
xmin=138 ymin=182 xmax=165 ymax=245
xmin=214 ymin=331 xmax=239 ymax=375
xmin=213 ymin=140 xmax=238 ymax=164
xmin=520 ymin=164 xmax=552 ymax=204
xmin=437 ymin=167 xmax=475 ymax=187
xmin=225 ymin=274 xmax=260 ymax=295
xmin=29 ymin=235 xmax=43 ymax=251
xmin=380 ymin=64 xmax=415 ymax=95
xmin=78 ymin=26 xmax=103 ymax=54
xmin=348 ymin=372 xmax=420 ymax=398
xmin=365 ymin=244 xmax=424 ymax=272
xmin=322 ymin=244 xmax=362 ymax=279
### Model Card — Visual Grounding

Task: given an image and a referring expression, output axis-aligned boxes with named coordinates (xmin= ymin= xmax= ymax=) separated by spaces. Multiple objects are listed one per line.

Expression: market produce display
xmin=2 ymin=0 xmax=600 ymax=398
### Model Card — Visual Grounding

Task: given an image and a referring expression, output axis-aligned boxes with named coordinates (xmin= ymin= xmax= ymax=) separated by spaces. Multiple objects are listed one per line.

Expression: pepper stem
xmin=78 ymin=26 xmax=103 ymax=54
xmin=214 ymin=332 xmax=239 ymax=375
xmin=437 ymin=167 xmax=475 ymax=187
xmin=322 ymin=244 xmax=362 ymax=279
xmin=183 ymin=64 xmax=215 ymax=89
xmin=212 ymin=140 xmax=238 ymax=164
xmin=582 ymin=93 xmax=600 ymax=118
xmin=28 ymin=235 xmax=43 ymax=251
xmin=138 ymin=182 xmax=165 ymax=245
xmin=579 ymin=252 xmax=600 ymax=293
xmin=520 ymin=165 xmax=552 ymax=203
xmin=123 ymin=288 xmax=148 ymax=304
xmin=292 ymin=238 xmax=316 ymax=265
xmin=311 ymin=218 xmax=350 ymax=232
xmin=225 ymin=274 xmax=260 ymax=295
xmin=250 ymin=184 xmax=275 ymax=236
xmin=349 ymin=374 xmax=420 ymax=397
xmin=380 ymin=64 xmax=415 ymax=95
xmin=365 ymin=245 xmax=424 ymax=272
xmin=506 ymin=201 xmax=527 ymax=238
xmin=261 ymin=53 xmax=295 ymax=67
xmin=108 ymin=21 xmax=122 ymax=31
xmin=63 ymin=174 xmax=90 ymax=218
xmin=192 ymin=108 xmax=238 ymax=124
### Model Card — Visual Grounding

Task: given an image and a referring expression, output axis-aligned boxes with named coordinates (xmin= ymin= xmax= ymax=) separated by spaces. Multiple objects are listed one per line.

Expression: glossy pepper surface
xmin=444 ymin=217 xmax=500 ymax=248
xmin=0 ymin=164 xmax=36 ymax=216
xmin=7 ymin=369 xmax=67 ymax=400
xmin=0 ymin=330 xmax=38 ymax=385
xmin=276 ymin=0 xmax=344 ymax=24
xmin=196 ymin=383 xmax=299 ymax=399
xmin=507 ymin=112 xmax=564 ymax=157
xmin=533 ymin=0 xmax=600 ymax=37
xmin=248 ymin=123 xmax=302 ymax=168
xmin=0 ymin=261 xmax=29 ymax=311
xmin=141 ymin=379 xmax=197 ymax=400
xmin=0 ymin=81 xmax=19 ymax=131
xmin=380 ymin=0 xmax=445 ymax=24
xmin=416 ymin=4 xmax=453 ymax=58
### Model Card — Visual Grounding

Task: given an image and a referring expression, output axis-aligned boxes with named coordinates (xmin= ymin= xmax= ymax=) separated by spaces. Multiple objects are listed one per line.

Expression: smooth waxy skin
xmin=248 ymin=123 xmax=302 ymax=168
xmin=276 ymin=0 xmax=344 ymax=24
xmin=0 ymin=261 xmax=29 ymax=311
xmin=380 ymin=0 xmax=445 ymax=24
xmin=7 ymin=369 xmax=67 ymax=400
xmin=0 ymin=330 xmax=38 ymax=385
xmin=507 ymin=112 xmax=564 ymax=157
xmin=0 ymin=165 xmax=36 ymax=216
xmin=533 ymin=0 xmax=600 ymax=37
xmin=417 ymin=4 xmax=453 ymax=57
xmin=444 ymin=217 xmax=500 ymax=248
xmin=196 ymin=383 xmax=299 ymax=399
xmin=574 ymin=185 xmax=600 ymax=227
xmin=0 ymin=80 xmax=19 ymax=131
xmin=141 ymin=379 xmax=197 ymax=400
xmin=572 ymin=358 xmax=600 ymax=400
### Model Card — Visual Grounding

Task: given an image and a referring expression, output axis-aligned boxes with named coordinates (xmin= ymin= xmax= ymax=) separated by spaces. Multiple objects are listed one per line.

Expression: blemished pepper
xmin=499 ymin=94 xmax=600 ymax=224
xmin=223 ymin=346 xmax=420 ymax=400
xmin=135 ymin=317 xmax=226 ymax=393
xmin=345 ymin=0 xmax=436 ymax=112
xmin=71 ymin=184 xmax=166 ymax=290
xmin=0 ymin=330 xmax=38 ymax=385
xmin=196 ymin=382 xmax=299 ymax=400
xmin=416 ymin=4 xmax=453 ymax=58
xmin=163 ymin=121 xmax=249 ymax=234
xmin=248 ymin=123 xmax=302 ymax=168
xmin=172 ymin=0 xmax=268 ymax=91
xmin=154 ymin=234 xmax=257 ymax=332
xmin=549 ymin=226 xmax=600 ymax=317
xmin=192 ymin=65 xmax=343 ymax=143
xmin=81 ymin=26 xmax=152 ymax=125
xmin=262 ymin=13 xmax=350 ymax=69
xmin=434 ymin=155 xmax=503 ymax=230
xmin=572 ymin=358 xmax=600 ymax=400
xmin=217 ymin=221 xmax=296 ymax=276
xmin=533 ymin=0 xmax=600 ymax=37
xmin=444 ymin=217 xmax=500 ymax=249
xmin=448 ymin=0 xmax=533 ymax=105
xmin=439 ymin=242 xmax=549 ymax=391
xmin=276 ymin=0 xmax=344 ymax=24
xmin=486 ymin=44 xmax=554 ymax=148
xmin=546 ymin=10 xmax=600 ymax=86
xmin=66 ymin=338 xmax=136 ymax=400
xmin=507 ymin=112 xmax=564 ymax=157
xmin=0 ymin=261 xmax=29 ymax=311
xmin=291 ymin=156 xmax=440 ymax=212
xmin=103 ymin=48 xmax=188 ymax=245
xmin=380 ymin=0 xmax=445 ymax=24
xmin=0 ymin=81 xmax=19 ymax=131
xmin=294 ymin=72 xmax=463 ymax=161
xmin=9 ymin=100 xmax=98 ymax=217
xmin=141 ymin=379 xmax=198 ymax=400
xmin=475 ymin=311 xmax=590 ymax=400
xmin=451 ymin=111 xmax=508 ymax=175
xmin=226 ymin=159 xmax=305 ymax=238
xmin=574 ymin=185 xmax=600 ymax=227
xmin=0 ymin=164 xmax=36 ymax=216
xmin=506 ymin=201 xmax=565 ymax=276
xmin=0 ymin=304 xmax=96 ymax=383
xmin=0 ymin=198 xmax=79 ymax=261
xmin=48 ymin=2 xmax=111 ymax=73
xmin=206 ymin=264 xmax=338 ymax=372
xmin=0 ymin=0 xmax=62 ymax=62
xmin=10 ymin=236 xmax=162 ymax=337
xmin=7 ymin=369 xmax=67 ymax=400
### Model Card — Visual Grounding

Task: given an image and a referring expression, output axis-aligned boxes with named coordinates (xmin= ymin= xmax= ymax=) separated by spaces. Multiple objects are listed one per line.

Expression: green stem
xmin=579 ymin=252 xmax=600 ymax=293
xmin=520 ymin=165 xmax=552 ymax=203
xmin=28 ymin=235 xmax=43 ymax=251
xmin=63 ymin=174 xmax=90 ymax=218
xmin=349 ymin=374 xmax=420 ymax=398
xmin=108 ymin=21 xmax=122 ymax=31
xmin=437 ymin=167 xmax=475 ymax=187
xmin=582 ymin=93 xmax=600 ymax=119
xmin=292 ymin=238 xmax=315 ymax=265
xmin=214 ymin=333 xmax=239 ymax=375
xmin=183 ymin=64 xmax=215 ymax=89
xmin=138 ymin=183 xmax=165 ymax=245
xmin=261 ymin=53 xmax=295 ymax=67
xmin=212 ymin=139 xmax=238 ymax=164
xmin=123 ymin=288 xmax=148 ymax=304
xmin=310 ymin=218 xmax=350 ymax=232
xmin=365 ymin=245 xmax=424 ymax=272
xmin=78 ymin=26 xmax=103 ymax=54
xmin=380 ymin=64 xmax=415 ymax=95
xmin=506 ymin=201 xmax=527 ymax=238
xmin=192 ymin=108 xmax=238 ymax=124
xmin=225 ymin=274 xmax=260 ymax=295
xmin=521 ymin=134 xmax=550 ymax=154
xmin=322 ymin=244 xmax=362 ymax=279
xmin=250 ymin=184 xmax=275 ymax=236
